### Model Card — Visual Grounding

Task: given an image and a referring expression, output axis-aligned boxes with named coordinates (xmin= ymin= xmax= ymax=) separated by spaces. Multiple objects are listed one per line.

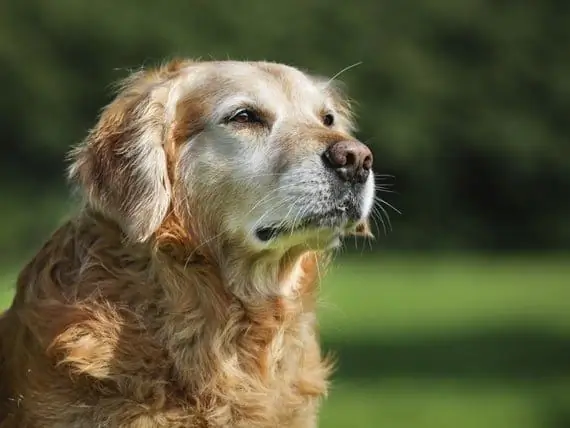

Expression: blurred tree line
xmin=1 ymin=0 xmax=569 ymax=262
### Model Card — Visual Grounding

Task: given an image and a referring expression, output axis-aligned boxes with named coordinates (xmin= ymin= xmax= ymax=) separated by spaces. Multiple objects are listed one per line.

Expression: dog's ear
xmin=68 ymin=71 xmax=172 ymax=242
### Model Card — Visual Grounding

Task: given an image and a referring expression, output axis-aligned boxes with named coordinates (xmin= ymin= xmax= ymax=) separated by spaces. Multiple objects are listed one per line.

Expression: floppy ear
xmin=68 ymin=73 xmax=171 ymax=242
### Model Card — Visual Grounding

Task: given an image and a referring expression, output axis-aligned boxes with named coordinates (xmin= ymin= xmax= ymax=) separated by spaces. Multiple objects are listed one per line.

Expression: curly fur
xmin=0 ymin=59 xmax=372 ymax=427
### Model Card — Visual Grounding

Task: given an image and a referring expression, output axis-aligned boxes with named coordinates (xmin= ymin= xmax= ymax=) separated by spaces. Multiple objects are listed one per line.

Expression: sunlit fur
xmin=0 ymin=59 xmax=374 ymax=427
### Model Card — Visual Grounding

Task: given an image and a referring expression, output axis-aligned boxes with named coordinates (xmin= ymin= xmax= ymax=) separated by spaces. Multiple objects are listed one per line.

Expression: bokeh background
xmin=1 ymin=1 xmax=569 ymax=427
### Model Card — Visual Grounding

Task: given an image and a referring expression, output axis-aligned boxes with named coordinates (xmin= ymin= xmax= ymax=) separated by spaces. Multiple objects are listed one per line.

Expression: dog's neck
xmin=143 ymin=216 xmax=329 ymax=393
xmin=154 ymin=239 xmax=325 ymax=314
xmin=74 ymin=209 xmax=324 ymax=309
xmin=223 ymin=246 xmax=322 ymax=300
xmin=152 ymin=211 xmax=327 ymax=304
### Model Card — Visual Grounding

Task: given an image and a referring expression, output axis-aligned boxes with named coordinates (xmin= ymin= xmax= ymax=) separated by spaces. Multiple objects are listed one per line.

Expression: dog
xmin=0 ymin=59 xmax=375 ymax=427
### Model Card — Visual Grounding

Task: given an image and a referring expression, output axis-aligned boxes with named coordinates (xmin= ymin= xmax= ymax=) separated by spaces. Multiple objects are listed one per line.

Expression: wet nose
xmin=322 ymin=140 xmax=373 ymax=183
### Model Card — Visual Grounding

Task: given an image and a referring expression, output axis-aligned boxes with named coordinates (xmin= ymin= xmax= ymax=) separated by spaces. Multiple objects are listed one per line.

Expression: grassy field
xmin=1 ymin=255 xmax=569 ymax=427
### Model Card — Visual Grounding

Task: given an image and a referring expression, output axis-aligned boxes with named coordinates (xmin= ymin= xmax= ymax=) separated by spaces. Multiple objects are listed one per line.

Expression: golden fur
xmin=0 ymin=59 xmax=374 ymax=427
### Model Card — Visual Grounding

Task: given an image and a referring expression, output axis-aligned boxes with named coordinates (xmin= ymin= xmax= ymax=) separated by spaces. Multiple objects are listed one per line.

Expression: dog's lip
xmin=254 ymin=208 xmax=359 ymax=242
xmin=255 ymin=226 xmax=289 ymax=242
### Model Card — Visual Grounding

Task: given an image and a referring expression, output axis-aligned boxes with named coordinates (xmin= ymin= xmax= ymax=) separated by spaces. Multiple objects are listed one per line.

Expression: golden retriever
xmin=0 ymin=59 xmax=375 ymax=427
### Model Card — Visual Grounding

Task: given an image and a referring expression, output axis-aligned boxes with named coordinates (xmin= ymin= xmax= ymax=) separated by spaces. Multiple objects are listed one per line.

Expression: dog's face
xmin=70 ymin=60 xmax=375 ymax=252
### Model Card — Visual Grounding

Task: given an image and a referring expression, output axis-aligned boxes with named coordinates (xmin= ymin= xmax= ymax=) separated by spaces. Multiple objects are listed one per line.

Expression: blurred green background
xmin=1 ymin=1 xmax=569 ymax=427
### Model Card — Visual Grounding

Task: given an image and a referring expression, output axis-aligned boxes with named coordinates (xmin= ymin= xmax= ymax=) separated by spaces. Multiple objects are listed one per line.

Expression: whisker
xmin=376 ymin=187 xmax=397 ymax=194
xmin=377 ymin=203 xmax=393 ymax=232
xmin=369 ymin=206 xmax=384 ymax=237
xmin=372 ymin=205 xmax=388 ymax=235
xmin=243 ymin=183 xmax=307 ymax=219
xmin=326 ymin=62 xmax=363 ymax=86
xmin=375 ymin=197 xmax=402 ymax=215
xmin=375 ymin=182 xmax=395 ymax=188
xmin=247 ymin=195 xmax=299 ymax=237
xmin=286 ymin=197 xmax=311 ymax=238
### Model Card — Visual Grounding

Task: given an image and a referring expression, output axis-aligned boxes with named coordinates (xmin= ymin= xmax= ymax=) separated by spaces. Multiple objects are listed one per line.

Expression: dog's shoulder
xmin=0 ymin=219 xmax=177 ymax=425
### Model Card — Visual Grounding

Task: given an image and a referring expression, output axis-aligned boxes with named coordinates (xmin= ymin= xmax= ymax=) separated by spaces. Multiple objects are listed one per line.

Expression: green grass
xmin=317 ymin=255 xmax=570 ymax=428
xmin=2 ymin=255 xmax=569 ymax=427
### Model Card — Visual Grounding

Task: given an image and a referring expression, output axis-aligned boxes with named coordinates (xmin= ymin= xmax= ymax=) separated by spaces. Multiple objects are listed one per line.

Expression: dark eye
xmin=229 ymin=108 xmax=261 ymax=124
xmin=323 ymin=113 xmax=335 ymax=127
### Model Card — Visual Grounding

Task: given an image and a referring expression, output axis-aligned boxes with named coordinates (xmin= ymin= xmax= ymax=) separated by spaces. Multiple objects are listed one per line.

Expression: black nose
xmin=322 ymin=140 xmax=373 ymax=183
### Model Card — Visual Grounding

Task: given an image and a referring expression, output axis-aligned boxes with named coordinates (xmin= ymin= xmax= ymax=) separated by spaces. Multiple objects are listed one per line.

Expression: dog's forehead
xmin=180 ymin=61 xmax=327 ymax=106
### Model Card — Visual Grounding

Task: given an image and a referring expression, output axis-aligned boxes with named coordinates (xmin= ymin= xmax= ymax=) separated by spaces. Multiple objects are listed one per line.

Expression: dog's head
xmin=69 ymin=60 xmax=375 ymax=253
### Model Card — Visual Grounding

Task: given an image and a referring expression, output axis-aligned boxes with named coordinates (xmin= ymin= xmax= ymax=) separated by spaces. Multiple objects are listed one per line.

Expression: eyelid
xmin=224 ymin=105 xmax=272 ymax=126
xmin=214 ymin=98 xmax=254 ymax=121
xmin=225 ymin=107 xmax=259 ymax=123
xmin=232 ymin=107 xmax=257 ymax=118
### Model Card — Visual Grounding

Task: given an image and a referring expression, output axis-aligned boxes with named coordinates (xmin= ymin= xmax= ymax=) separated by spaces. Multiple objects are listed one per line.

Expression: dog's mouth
xmin=254 ymin=226 xmax=289 ymax=242
xmin=254 ymin=207 xmax=361 ymax=242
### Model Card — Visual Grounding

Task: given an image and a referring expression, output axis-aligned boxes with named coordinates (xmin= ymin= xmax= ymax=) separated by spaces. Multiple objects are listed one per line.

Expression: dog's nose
xmin=323 ymin=140 xmax=373 ymax=183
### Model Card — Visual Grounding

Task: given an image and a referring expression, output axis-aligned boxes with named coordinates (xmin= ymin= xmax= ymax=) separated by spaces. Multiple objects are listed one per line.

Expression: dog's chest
xmin=144 ymin=317 xmax=328 ymax=427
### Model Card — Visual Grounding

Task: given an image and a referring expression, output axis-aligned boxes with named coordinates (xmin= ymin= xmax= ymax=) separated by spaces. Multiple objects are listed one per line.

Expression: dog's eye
xmin=323 ymin=113 xmax=335 ymax=127
xmin=229 ymin=108 xmax=261 ymax=124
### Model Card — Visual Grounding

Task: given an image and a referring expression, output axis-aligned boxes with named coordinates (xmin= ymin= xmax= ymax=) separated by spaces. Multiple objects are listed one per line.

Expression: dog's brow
xmin=213 ymin=96 xmax=258 ymax=119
